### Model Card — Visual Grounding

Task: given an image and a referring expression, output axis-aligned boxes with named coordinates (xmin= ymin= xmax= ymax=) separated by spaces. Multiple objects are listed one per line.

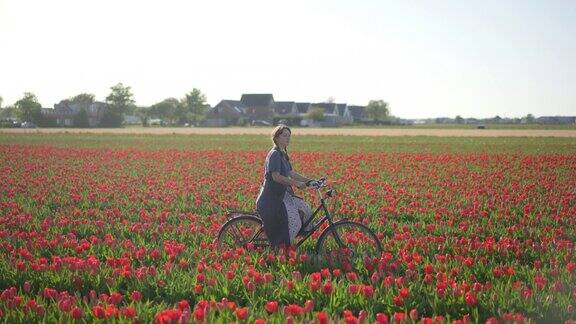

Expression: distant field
xmin=1 ymin=132 xmax=576 ymax=154
xmin=2 ymin=126 xmax=576 ymax=137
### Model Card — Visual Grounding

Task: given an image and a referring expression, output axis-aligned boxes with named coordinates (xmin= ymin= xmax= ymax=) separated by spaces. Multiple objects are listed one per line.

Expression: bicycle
xmin=215 ymin=178 xmax=382 ymax=265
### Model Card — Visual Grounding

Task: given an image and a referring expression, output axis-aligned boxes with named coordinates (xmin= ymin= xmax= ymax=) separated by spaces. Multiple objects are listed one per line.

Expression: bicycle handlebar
xmin=306 ymin=177 xmax=327 ymax=189
xmin=306 ymin=178 xmax=326 ymax=189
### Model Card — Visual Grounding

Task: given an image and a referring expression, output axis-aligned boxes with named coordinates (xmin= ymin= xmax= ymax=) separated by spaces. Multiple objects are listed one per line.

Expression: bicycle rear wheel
xmin=216 ymin=215 xmax=269 ymax=250
xmin=316 ymin=220 xmax=382 ymax=267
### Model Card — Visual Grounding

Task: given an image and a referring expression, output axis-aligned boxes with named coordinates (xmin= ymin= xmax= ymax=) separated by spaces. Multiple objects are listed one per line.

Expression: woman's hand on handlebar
xmin=295 ymin=181 xmax=307 ymax=189
xmin=306 ymin=178 xmax=327 ymax=189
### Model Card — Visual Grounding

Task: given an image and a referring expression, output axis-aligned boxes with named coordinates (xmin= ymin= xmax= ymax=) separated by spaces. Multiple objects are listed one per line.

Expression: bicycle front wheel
xmin=316 ymin=220 xmax=382 ymax=267
xmin=216 ymin=215 xmax=269 ymax=250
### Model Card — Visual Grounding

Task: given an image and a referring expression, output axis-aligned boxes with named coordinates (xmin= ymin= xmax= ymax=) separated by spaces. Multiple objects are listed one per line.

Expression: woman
xmin=256 ymin=125 xmax=314 ymax=248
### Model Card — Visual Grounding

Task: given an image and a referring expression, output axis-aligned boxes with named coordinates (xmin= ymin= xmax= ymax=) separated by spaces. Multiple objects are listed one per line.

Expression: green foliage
xmin=365 ymin=99 xmax=390 ymax=122
xmin=106 ymin=83 xmax=136 ymax=113
xmin=180 ymin=88 xmax=209 ymax=125
xmin=524 ymin=114 xmax=535 ymax=124
xmin=69 ymin=93 xmax=95 ymax=106
xmin=104 ymin=83 xmax=136 ymax=127
xmin=149 ymin=98 xmax=181 ymax=125
xmin=0 ymin=106 xmax=18 ymax=119
xmin=135 ymin=106 xmax=151 ymax=126
xmin=73 ymin=108 xmax=90 ymax=128
xmin=36 ymin=115 xmax=58 ymax=127
xmin=15 ymin=92 xmax=42 ymax=123
xmin=306 ymin=107 xmax=325 ymax=122
xmin=99 ymin=110 xmax=123 ymax=127
xmin=144 ymin=89 xmax=209 ymax=126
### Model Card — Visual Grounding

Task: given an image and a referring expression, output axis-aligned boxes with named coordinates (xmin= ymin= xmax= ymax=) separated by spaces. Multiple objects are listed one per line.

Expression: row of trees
xmin=452 ymin=114 xmax=538 ymax=124
xmin=142 ymin=89 xmax=209 ymax=126
xmin=0 ymin=84 xmax=138 ymax=127
xmin=0 ymin=85 xmax=210 ymax=128
xmin=305 ymin=99 xmax=391 ymax=123
xmin=0 ymin=92 xmax=47 ymax=126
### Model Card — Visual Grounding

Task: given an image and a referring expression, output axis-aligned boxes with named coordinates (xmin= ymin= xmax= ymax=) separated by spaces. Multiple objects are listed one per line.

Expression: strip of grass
xmin=1 ymin=133 xmax=575 ymax=154
xmin=346 ymin=123 xmax=576 ymax=130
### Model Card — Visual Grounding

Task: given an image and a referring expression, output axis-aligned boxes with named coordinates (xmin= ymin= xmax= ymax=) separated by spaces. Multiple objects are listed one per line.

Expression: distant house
xmin=205 ymin=94 xmax=372 ymax=126
xmin=311 ymin=103 xmax=339 ymax=126
xmin=336 ymin=103 xmax=353 ymax=124
xmin=296 ymin=103 xmax=311 ymax=116
xmin=274 ymin=101 xmax=298 ymax=117
xmin=536 ymin=116 xmax=576 ymax=124
xmin=42 ymin=100 xmax=108 ymax=127
xmin=435 ymin=117 xmax=454 ymax=124
xmin=124 ymin=115 xmax=141 ymax=125
xmin=204 ymin=100 xmax=247 ymax=126
xmin=273 ymin=101 xmax=301 ymax=125
xmin=241 ymin=94 xmax=275 ymax=123
xmin=347 ymin=105 xmax=370 ymax=123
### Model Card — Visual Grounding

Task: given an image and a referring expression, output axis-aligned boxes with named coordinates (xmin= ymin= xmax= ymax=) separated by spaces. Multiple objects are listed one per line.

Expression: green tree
xmin=150 ymin=98 xmax=180 ymax=125
xmin=15 ymin=92 xmax=42 ymax=123
xmin=455 ymin=115 xmax=464 ymax=124
xmin=491 ymin=115 xmax=502 ymax=124
xmin=524 ymin=114 xmax=535 ymax=124
xmin=180 ymin=88 xmax=209 ymax=125
xmin=0 ymin=105 xmax=18 ymax=120
xmin=103 ymin=83 xmax=136 ymax=127
xmin=365 ymin=100 xmax=390 ymax=123
xmin=135 ymin=106 xmax=151 ymax=126
xmin=74 ymin=108 xmax=90 ymax=127
xmin=0 ymin=96 xmax=3 ymax=109
xmin=306 ymin=107 xmax=325 ymax=122
xmin=70 ymin=93 xmax=95 ymax=106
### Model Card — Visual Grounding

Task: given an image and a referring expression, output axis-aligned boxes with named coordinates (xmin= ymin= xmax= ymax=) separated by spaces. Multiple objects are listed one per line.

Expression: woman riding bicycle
xmin=256 ymin=125 xmax=314 ymax=248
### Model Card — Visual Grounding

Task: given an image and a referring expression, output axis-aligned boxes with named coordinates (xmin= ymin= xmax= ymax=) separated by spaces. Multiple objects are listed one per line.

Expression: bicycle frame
xmin=293 ymin=192 xmax=340 ymax=248
xmin=237 ymin=182 xmax=347 ymax=249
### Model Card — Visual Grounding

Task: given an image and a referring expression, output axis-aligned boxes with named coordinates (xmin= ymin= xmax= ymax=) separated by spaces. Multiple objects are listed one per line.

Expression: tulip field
xmin=0 ymin=133 xmax=575 ymax=323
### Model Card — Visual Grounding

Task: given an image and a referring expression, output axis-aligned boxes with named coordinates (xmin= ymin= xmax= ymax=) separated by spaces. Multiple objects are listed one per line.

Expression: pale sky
xmin=1 ymin=0 xmax=574 ymax=119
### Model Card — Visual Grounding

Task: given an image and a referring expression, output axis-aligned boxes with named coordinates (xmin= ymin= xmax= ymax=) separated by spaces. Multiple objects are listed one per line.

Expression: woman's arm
xmin=271 ymin=172 xmax=306 ymax=189
xmin=289 ymin=170 xmax=312 ymax=183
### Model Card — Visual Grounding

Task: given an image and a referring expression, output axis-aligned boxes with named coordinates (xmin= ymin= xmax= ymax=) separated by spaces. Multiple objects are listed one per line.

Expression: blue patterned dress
xmin=255 ymin=147 xmax=293 ymax=247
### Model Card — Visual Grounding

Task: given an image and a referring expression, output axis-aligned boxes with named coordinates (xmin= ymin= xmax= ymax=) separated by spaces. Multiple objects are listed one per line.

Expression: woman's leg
xmin=294 ymin=197 xmax=313 ymax=232
xmin=283 ymin=193 xmax=302 ymax=244
xmin=259 ymin=202 xmax=290 ymax=248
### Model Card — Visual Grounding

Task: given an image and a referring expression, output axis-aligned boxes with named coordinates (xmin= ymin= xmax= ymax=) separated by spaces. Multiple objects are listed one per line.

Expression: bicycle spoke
xmin=317 ymin=221 xmax=381 ymax=268
xmin=217 ymin=215 xmax=268 ymax=250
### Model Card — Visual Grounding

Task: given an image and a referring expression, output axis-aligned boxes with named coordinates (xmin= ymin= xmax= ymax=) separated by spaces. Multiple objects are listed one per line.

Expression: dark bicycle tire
xmin=216 ymin=215 xmax=269 ymax=250
xmin=315 ymin=220 xmax=382 ymax=266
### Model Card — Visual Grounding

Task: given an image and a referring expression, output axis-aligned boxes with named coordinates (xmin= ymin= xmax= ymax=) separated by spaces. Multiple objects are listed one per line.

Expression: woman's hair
xmin=271 ymin=125 xmax=291 ymax=161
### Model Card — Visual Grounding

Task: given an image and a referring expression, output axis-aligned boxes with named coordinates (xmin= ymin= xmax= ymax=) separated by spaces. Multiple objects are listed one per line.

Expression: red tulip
xmin=23 ymin=281 xmax=31 ymax=293
xmin=109 ymin=292 xmax=123 ymax=305
xmin=235 ymin=307 xmax=248 ymax=321
xmin=409 ymin=308 xmax=418 ymax=320
xmin=265 ymin=301 xmax=278 ymax=314
xmin=122 ymin=306 xmax=136 ymax=318
xmin=92 ymin=305 xmax=105 ymax=319
xmin=323 ymin=281 xmax=333 ymax=295
xmin=376 ymin=313 xmax=389 ymax=324
xmin=131 ymin=291 xmax=142 ymax=302
xmin=70 ymin=306 xmax=83 ymax=319
xmin=317 ymin=311 xmax=329 ymax=324
xmin=465 ymin=292 xmax=477 ymax=306
xmin=304 ymin=299 xmax=314 ymax=312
